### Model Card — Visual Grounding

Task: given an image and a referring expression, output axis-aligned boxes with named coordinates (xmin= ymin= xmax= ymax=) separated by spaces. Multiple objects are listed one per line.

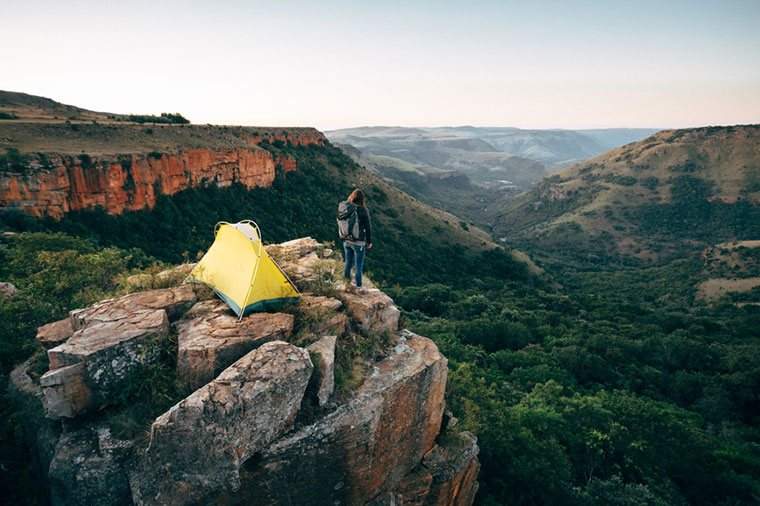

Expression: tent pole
xmin=239 ymin=221 xmax=264 ymax=321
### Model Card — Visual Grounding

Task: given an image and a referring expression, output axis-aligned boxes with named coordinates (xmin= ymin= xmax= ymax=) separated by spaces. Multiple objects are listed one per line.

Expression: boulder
xmin=176 ymin=300 xmax=295 ymax=389
xmin=376 ymin=432 xmax=480 ymax=506
xmin=43 ymin=308 xmax=169 ymax=418
xmin=266 ymin=236 xmax=320 ymax=260
xmin=132 ymin=341 xmax=313 ymax=506
xmin=280 ymin=252 xmax=324 ymax=284
xmin=307 ymin=335 xmax=337 ymax=406
xmin=226 ymin=333 xmax=447 ymax=505
xmin=0 ymin=281 xmax=17 ymax=298
xmin=69 ymin=285 xmax=196 ymax=330
xmin=337 ymin=287 xmax=400 ymax=335
xmin=36 ymin=318 xmax=74 ymax=349
xmin=266 ymin=237 xmax=339 ymax=287
xmin=40 ymin=363 xmax=92 ymax=419
xmin=48 ymin=428 xmax=133 ymax=506
xmin=299 ymin=294 xmax=349 ymax=336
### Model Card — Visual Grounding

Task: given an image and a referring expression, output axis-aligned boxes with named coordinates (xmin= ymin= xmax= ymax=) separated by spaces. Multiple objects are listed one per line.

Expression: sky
xmin=2 ymin=0 xmax=759 ymax=130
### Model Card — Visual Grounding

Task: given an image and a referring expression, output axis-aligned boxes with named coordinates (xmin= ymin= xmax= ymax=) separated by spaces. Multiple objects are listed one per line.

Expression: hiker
xmin=337 ymin=189 xmax=372 ymax=291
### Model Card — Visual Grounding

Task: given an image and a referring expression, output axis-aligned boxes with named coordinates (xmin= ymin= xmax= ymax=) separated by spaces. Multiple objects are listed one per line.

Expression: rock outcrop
xmin=0 ymin=127 xmax=325 ymax=218
xmin=176 ymin=300 xmax=295 ymax=389
xmin=306 ymin=334 xmax=337 ymax=406
xmin=36 ymin=317 xmax=74 ymax=349
xmin=0 ymin=281 xmax=17 ymax=298
xmin=41 ymin=286 xmax=198 ymax=418
xmin=132 ymin=341 xmax=313 ymax=505
xmin=9 ymin=237 xmax=479 ymax=506
xmin=337 ymin=288 xmax=401 ymax=335
xmin=378 ymin=431 xmax=480 ymax=506
xmin=229 ymin=332 xmax=447 ymax=506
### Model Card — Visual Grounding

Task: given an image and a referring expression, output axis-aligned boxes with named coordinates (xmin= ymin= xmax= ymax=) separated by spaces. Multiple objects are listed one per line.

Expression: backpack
xmin=337 ymin=201 xmax=361 ymax=241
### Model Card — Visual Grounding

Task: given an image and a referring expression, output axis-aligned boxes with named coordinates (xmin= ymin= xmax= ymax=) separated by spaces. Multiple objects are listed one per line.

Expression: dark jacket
xmin=355 ymin=206 xmax=372 ymax=245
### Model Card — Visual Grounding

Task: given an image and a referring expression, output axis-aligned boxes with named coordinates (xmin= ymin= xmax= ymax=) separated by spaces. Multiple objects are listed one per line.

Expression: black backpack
xmin=337 ymin=201 xmax=361 ymax=241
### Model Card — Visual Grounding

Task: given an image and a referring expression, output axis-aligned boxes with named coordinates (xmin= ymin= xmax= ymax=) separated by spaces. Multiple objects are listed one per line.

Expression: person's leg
xmin=354 ymin=245 xmax=366 ymax=287
xmin=343 ymin=242 xmax=355 ymax=281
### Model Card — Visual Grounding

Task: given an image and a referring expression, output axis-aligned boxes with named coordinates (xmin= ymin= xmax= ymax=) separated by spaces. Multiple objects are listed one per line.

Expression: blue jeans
xmin=343 ymin=242 xmax=366 ymax=287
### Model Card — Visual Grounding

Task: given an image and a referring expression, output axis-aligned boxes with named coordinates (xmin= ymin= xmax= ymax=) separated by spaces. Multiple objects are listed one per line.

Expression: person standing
xmin=337 ymin=189 xmax=372 ymax=291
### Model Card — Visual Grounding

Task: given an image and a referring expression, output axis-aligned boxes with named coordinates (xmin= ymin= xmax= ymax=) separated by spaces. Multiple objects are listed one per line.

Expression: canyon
xmin=0 ymin=125 xmax=324 ymax=218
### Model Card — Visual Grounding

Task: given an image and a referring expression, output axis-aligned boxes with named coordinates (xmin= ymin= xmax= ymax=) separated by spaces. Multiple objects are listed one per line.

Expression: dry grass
xmin=696 ymin=277 xmax=760 ymax=302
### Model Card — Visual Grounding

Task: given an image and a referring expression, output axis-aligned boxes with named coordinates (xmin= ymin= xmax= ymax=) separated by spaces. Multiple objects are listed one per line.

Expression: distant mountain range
xmin=327 ymin=125 xmax=659 ymax=172
xmin=327 ymin=125 xmax=659 ymax=226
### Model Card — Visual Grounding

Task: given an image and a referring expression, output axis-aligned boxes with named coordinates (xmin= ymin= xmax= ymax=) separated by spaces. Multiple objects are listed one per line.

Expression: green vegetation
xmin=127 ymin=112 xmax=190 ymax=124
xmin=0 ymin=112 xmax=18 ymax=120
xmin=393 ymin=256 xmax=760 ymax=505
xmin=603 ymin=174 xmax=637 ymax=186
xmin=0 ymin=148 xmax=29 ymax=172
xmin=0 ymin=142 xmax=758 ymax=505
xmin=639 ymin=175 xmax=760 ymax=241
xmin=104 ymin=331 xmax=191 ymax=441
xmin=0 ymin=233 xmax=154 ymax=504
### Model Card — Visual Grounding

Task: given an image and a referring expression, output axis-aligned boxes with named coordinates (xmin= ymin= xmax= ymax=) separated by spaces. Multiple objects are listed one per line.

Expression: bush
xmin=127 ymin=113 xmax=189 ymax=124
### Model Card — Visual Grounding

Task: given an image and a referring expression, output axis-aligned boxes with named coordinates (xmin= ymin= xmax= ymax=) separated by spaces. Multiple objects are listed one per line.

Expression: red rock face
xmin=0 ymin=132 xmax=319 ymax=218
xmin=245 ymin=129 xmax=326 ymax=147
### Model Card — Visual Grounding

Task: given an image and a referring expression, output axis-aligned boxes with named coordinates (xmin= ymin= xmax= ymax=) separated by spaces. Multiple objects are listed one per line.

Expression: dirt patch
xmin=703 ymin=240 xmax=760 ymax=274
xmin=696 ymin=277 xmax=760 ymax=302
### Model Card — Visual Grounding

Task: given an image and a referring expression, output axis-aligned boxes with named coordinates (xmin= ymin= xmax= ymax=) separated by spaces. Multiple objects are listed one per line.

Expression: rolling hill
xmin=0 ymin=90 xmax=188 ymax=124
xmin=495 ymin=125 xmax=760 ymax=262
xmin=326 ymin=125 xmax=658 ymax=173
xmin=327 ymin=125 xmax=658 ymax=228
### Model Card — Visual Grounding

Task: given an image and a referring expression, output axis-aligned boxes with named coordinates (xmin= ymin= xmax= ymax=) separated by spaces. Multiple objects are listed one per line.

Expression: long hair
xmin=347 ymin=188 xmax=366 ymax=207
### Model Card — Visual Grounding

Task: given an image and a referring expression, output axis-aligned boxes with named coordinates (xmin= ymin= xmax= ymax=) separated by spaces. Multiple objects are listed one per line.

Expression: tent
xmin=191 ymin=220 xmax=299 ymax=318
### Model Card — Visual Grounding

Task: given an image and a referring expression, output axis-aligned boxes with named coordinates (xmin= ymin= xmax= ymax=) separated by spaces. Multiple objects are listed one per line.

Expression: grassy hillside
xmin=0 ymin=90 xmax=189 ymax=124
xmin=495 ymin=125 xmax=760 ymax=263
xmin=0 ymin=121 xmax=321 ymax=158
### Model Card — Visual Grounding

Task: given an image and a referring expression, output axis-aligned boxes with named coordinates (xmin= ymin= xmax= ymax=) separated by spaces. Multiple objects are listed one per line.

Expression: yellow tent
xmin=191 ymin=220 xmax=299 ymax=318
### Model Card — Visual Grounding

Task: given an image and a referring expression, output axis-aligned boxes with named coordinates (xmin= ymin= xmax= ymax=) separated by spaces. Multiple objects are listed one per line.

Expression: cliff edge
xmin=0 ymin=124 xmax=325 ymax=218
xmin=9 ymin=237 xmax=479 ymax=506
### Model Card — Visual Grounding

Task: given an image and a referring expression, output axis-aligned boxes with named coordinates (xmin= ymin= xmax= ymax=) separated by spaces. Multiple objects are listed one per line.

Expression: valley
xmin=0 ymin=93 xmax=758 ymax=506
xmin=327 ymin=125 xmax=658 ymax=227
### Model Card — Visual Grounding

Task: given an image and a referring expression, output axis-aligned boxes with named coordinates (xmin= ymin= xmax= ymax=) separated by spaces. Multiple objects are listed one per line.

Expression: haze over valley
xmin=327 ymin=125 xmax=659 ymax=227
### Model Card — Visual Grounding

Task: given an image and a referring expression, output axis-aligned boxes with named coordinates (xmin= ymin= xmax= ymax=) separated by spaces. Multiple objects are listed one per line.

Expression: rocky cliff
xmin=9 ymin=237 xmax=479 ymax=506
xmin=0 ymin=125 xmax=324 ymax=218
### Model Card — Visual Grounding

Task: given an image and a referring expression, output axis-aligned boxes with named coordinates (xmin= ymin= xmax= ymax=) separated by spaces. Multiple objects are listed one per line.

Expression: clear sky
xmin=2 ymin=0 xmax=759 ymax=130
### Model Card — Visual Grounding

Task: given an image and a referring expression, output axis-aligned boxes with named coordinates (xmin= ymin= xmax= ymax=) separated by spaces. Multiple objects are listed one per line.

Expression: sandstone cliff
xmin=9 ymin=237 xmax=479 ymax=506
xmin=0 ymin=125 xmax=324 ymax=218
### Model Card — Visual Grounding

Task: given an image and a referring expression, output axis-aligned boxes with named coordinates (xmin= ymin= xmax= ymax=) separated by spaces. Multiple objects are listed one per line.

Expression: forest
xmin=0 ymin=144 xmax=758 ymax=505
